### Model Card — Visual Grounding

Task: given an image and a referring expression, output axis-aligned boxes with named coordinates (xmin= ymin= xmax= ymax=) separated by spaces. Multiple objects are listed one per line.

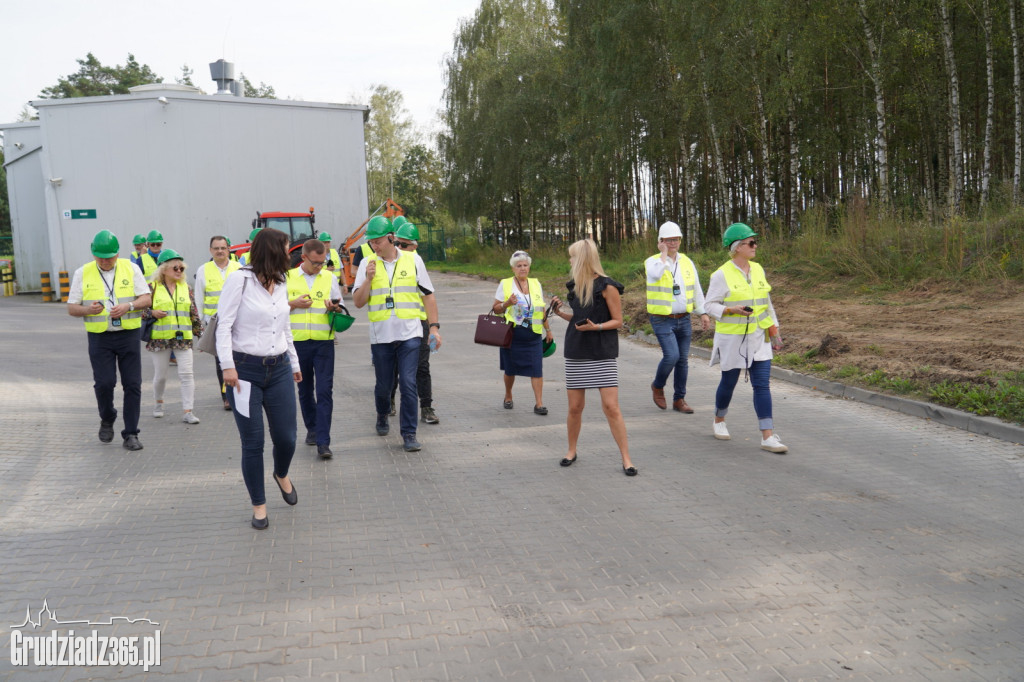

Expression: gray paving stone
xmin=1 ymin=277 xmax=1024 ymax=679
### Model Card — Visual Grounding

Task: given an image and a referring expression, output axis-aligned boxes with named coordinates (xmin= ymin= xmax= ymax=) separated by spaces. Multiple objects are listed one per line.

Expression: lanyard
xmin=100 ymin=265 xmax=118 ymax=307
xmin=514 ymin=278 xmax=532 ymax=316
xmin=164 ymin=282 xmax=180 ymax=316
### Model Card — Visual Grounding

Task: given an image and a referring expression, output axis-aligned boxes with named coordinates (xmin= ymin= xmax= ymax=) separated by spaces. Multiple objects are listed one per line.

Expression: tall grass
xmin=438 ymin=201 xmax=1024 ymax=289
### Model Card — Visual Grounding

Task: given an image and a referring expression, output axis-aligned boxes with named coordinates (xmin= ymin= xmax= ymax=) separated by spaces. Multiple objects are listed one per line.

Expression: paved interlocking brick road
xmin=1 ymin=272 xmax=1022 ymax=681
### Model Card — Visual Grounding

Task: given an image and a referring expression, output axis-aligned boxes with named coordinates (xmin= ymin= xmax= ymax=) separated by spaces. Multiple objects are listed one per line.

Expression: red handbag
xmin=474 ymin=311 xmax=514 ymax=348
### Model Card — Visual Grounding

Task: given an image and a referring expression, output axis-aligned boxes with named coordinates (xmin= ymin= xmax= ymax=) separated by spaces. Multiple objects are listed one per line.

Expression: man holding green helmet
xmin=353 ymin=215 xmax=443 ymax=451
xmin=67 ymin=230 xmax=153 ymax=450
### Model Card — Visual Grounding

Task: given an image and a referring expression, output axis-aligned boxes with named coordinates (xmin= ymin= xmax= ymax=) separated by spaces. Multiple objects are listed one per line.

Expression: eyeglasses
xmin=306 ymin=258 xmax=326 ymax=268
xmin=171 ymin=266 xmax=185 ymax=273
xmin=395 ymin=241 xmax=413 ymax=249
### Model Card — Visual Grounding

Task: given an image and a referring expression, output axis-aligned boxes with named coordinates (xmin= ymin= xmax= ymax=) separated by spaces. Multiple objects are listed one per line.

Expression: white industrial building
xmin=0 ymin=72 xmax=369 ymax=292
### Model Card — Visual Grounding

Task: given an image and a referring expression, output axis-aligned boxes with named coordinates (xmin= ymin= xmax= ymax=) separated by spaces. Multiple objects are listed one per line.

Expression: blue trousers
xmin=372 ymin=338 xmax=420 ymax=438
xmin=651 ymin=314 xmax=693 ymax=401
xmin=715 ymin=359 xmax=774 ymax=430
xmin=227 ymin=355 xmax=297 ymax=506
xmin=86 ymin=328 xmax=142 ymax=439
xmin=295 ymin=339 xmax=335 ymax=446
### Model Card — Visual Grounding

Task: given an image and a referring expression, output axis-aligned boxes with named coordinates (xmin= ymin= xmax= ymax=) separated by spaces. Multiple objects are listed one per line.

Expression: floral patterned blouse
xmin=141 ymin=284 xmax=203 ymax=352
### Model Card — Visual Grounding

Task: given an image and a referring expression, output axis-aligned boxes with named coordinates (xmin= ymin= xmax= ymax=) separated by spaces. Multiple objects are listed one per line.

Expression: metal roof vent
xmin=209 ymin=59 xmax=237 ymax=96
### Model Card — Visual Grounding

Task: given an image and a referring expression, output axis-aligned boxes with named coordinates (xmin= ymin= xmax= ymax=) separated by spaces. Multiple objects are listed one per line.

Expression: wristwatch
xmin=429 ymin=322 xmax=440 ymax=329
xmin=129 ymin=301 xmax=135 ymax=311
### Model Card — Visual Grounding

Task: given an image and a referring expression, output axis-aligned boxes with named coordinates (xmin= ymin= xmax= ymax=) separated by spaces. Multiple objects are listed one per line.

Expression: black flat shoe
xmin=251 ymin=515 xmax=269 ymax=530
xmin=560 ymin=453 xmax=578 ymax=467
xmin=623 ymin=465 xmax=638 ymax=477
xmin=534 ymin=405 xmax=548 ymax=415
xmin=503 ymin=400 xmax=514 ymax=409
xmin=273 ymin=473 xmax=298 ymax=505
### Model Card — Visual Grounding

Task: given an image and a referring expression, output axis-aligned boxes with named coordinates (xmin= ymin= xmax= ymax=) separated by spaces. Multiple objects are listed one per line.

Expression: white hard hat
xmin=658 ymin=221 xmax=683 ymax=240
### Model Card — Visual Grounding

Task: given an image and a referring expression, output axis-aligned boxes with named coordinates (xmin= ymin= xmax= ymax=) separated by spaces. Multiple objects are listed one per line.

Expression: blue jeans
xmin=295 ymin=340 xmax=335 ymax=446
xmin=372 ymin=338 xmax=420 ymax=438
xmin=228 ymin=354 xmax=297 ymax=506
xmin=651 ymin=314 xmax=692 ymax=401
xmin=87 ymin=328 xmax=142 ymax=438
xmin=715 ymin=359 xmax=774 ymax=430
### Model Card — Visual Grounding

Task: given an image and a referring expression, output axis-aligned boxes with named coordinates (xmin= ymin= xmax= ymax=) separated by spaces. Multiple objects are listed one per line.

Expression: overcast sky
xmin=1 ymin=0 xmax=481 ymax=139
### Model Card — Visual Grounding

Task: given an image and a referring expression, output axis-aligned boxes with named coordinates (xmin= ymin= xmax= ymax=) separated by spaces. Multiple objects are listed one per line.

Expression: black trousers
xmin=87 ymin=328 xmax=143 ymax=438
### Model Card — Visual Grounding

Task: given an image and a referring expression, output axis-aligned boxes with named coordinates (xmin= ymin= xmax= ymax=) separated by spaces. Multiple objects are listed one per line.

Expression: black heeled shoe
xmin=273 ymin=473 xmax=298 ymax=505
xmin=560 ymin=453 xmax=578 ymax=467
xmin=622 ymin=465 xmax=638 ymax=477
xmin=251 ymin=515 xmax=269 ymax=530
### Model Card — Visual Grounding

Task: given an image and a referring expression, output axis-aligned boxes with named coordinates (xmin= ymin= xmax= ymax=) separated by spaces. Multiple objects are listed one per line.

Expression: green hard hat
xmin=318 ymin=232 xmax=332 ymax=242
xmin=132 ymin=234 xmax=146 ymax=245
xmin=91 ymin=230 xmax=120 ymax=258
xmin=146 ymin=229 xmax=164 ymax=243
xmin=365 ymin=215 xmax=393 ymax=240
xmin=157 ymin=249 xmax=183 ymax=265
xmin=249 ymin=228 xmax=262 ymax=242
xmin=395 ymin=223 xmax=420 ymax=242
xmin=226 ymin=237 xmax=232 ymax=246
xmin=722 ymin=222 xmax=757 ymax=249
xmin=391 ymin=215 xmax=408 ymax=230
xmin=542 ymin=338 xmax=557 ymax=359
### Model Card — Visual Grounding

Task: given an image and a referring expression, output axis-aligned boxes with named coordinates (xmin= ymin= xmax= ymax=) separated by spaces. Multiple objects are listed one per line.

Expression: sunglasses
xmin=740 ymin=240 xmax=758 ymax=247
xmin=395 ymin=241 xmax=413 ymax=249
xmin=171 ymin=265 xmax=185 ymax=273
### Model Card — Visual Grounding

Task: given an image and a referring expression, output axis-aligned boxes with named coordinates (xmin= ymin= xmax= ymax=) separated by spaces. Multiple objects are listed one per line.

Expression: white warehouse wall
xmin=4 ymin=87 xmax=368 ymax=291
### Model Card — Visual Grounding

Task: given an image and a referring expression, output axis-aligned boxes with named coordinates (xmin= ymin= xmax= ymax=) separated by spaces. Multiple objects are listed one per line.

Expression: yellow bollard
xmin=1 ymin=268 xmax=11 ymax=297
xmin=41 ymin=272 xmax=53 ymax=302
xmin=59 ymin=270 xmax=70 ymax=303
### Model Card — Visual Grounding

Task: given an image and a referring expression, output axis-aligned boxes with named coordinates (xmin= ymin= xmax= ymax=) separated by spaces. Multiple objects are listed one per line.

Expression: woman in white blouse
xmin=704 ymin=223 xmax=788 ymax=454
xmin=216 ymin=228 xmax=303 ymax=529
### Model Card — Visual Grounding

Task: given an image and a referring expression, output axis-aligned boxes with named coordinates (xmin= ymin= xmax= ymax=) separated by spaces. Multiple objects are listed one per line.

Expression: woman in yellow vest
xmin=492 ymin=250 xmax=553 ymax=414
xmin=705 ymin=223 xmax=788 ymax=453
xmin=142 ymin=249 xmax=203 ymax=424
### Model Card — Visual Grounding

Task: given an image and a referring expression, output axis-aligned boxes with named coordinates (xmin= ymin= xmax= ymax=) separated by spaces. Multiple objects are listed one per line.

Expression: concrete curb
xmin=627 ymin=330 xmax=1024 ymax=445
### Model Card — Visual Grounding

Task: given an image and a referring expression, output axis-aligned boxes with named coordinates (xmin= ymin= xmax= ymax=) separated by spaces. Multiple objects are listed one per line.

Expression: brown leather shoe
xmin=673 ymin=399 xmax=694 ymax=414
xmin=651 ymin=385 xmax=667 ymax=410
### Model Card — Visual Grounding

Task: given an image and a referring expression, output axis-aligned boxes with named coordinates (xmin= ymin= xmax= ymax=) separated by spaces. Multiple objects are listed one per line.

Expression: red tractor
xmin=230 ymin=207 xmax=317 ymax=264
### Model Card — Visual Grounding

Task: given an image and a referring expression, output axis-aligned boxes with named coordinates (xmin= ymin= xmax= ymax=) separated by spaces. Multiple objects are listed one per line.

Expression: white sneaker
xmin=761 ymin=434 xmax=788 ymax=454
xmin=182 ymin=412 xmax=200 ymax=424
xmin=713 ymin=420 xmax=730 ymax=440
xmin=153 ymin=404 xmax=164 ymax=418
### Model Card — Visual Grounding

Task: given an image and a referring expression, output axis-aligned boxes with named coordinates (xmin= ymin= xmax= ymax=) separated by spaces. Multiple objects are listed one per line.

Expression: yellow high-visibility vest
xmin=500 ymin=277 xmax=544 ymax=335
xmin=286 ymin=267 xmax=335 ymax=341
xmin=715 ymin=261 xmax=773 ymax=334
xmin=366 ymin=252 xmax=425 ymax=322
xmin=646 ymin=253 xmax=696 ymax=315
xmin=151 ymin=281 xmax=193 ymax=340
xmin=81 ymin=260 xmax=143 ymax=333
xmin=201 ymin=260 xmax=241 ymax=318
xmin=140 ymin=253 xmax=158 ymax=281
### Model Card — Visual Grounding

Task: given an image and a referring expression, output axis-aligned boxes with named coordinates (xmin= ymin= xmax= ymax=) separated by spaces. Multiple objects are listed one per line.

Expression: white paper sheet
xmin=234 ymin=380 xmax=252 ymax=418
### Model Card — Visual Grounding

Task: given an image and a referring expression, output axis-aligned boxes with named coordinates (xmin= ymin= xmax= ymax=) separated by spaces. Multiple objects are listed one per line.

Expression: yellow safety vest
xmin=646 ymin=253 xmax=696 ymax=315
xmin=367 ymin=251 xmax=425 ymax=322
xmin=500 ymin=277 xmax=545 ymax=335
xmin=715 ymin=261 xmax=774 ymax=334
xmin=140 ymin=253 xmax=158 ymax=281
xmin=286 ymin=267 xmax=335 ymax=341
xmin=200 ymin=260 xmax=241 ymax=318
xmin=360 ymin=243 xmax=374 ymax=260
xmin=81 ymin=260 xmax=143 ymax=333
xmin=151 ymin=281 xmax=193 ymax=340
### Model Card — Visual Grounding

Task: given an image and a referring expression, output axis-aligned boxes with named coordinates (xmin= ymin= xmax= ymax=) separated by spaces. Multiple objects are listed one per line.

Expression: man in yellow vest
xmin=194 ymin=235 xmax=242 ymax=410
xmin=645 ymin=221 xmax=711 ymax=413
xmin=353 ymin=216 xmax=442 ymax=452
xmin=140 ymin=229 xmax=164 ymax=281
xmin=318 ymin=232 xmax=343 ymax=283
xmin=66 ymin=230 xmax=152 ymax=450
xmin=287 ymin=239 xmax=344 ymax=459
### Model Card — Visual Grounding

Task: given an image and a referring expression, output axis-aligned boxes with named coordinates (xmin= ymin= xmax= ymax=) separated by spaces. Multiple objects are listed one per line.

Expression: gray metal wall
xmin=1 ymin=124 xmax=49 ymax=290
xmin=2 ymin=88 xmax=368 ymax=291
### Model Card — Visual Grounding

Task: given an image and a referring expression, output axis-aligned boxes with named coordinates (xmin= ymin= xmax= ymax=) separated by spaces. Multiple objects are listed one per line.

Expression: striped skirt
xmin=564 ymin=358 xmax=618 ymax=389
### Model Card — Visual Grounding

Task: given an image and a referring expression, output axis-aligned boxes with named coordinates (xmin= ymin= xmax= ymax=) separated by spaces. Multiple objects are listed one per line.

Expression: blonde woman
xmin=143 ymin=249 xmax=202 ymax=424
xmin=549 ymin=239 xmax=636 ymax=476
